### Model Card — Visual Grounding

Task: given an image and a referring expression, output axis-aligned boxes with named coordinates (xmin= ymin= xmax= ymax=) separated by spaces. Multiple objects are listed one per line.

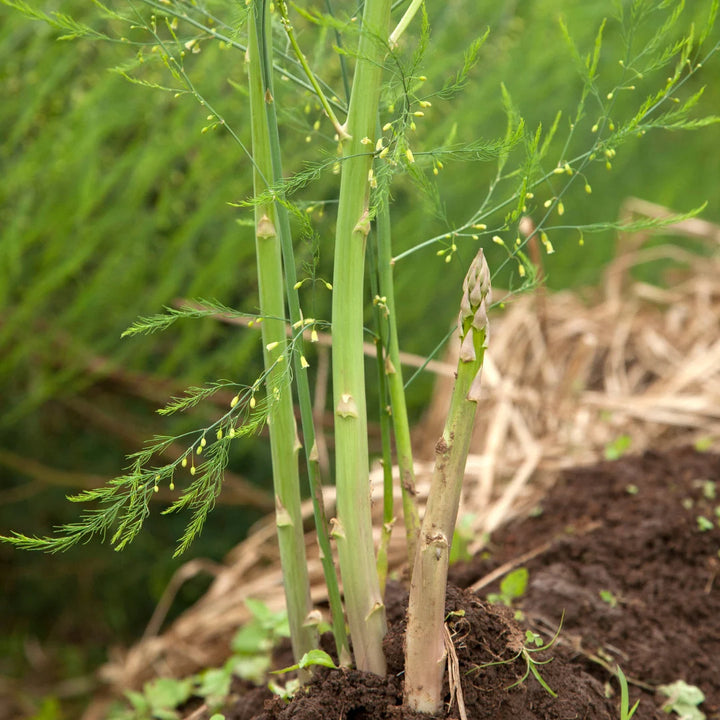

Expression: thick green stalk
xmin=404 ymin=250 xmax=491 ymax=713
xmin=247 ymin=5 xmax=317 ymax=671
xmin=375 ymin=193 xmax=421 ymax=564
xmin=331 ymin=0 xmax=391 ymax=675
xmin=254 ymin=0 xmax=350 ymax=665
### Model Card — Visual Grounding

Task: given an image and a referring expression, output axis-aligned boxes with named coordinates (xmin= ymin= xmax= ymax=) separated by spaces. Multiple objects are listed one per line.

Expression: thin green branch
xmin=388 ymin=0 xmax=423 ymax=48
xmin=276 ymin=0 xmax=349 ymax=139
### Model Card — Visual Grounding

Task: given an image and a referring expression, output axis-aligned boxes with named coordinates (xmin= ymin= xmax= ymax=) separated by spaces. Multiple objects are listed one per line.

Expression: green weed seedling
xmin=269 ymin=649 xmax=339 ymax=701
xmin=470 ymin=618 xmax=563 ymax=698
xmin=487 ymin=567 xmax=529 ymax=616
xmin=616 ymin=666 xmax=640 ymax=720
xmin=114 ymin=677 xmax=195 ymax=720
xmin=108 ymin=599 xmax=292 ymax=719
xmin=659 ymin=680 xmax=706 ymax=720
xmin=599 ymin=589 xmax=619 ymax=608
xmin=605 ymin=435 xmax=632 ymax=461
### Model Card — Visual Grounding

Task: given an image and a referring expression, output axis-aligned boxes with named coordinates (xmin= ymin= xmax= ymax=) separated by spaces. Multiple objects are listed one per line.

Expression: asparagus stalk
xmin=254 ymin=0 xmax=350 ymax=665
xmin=331 ymin=0 xmax=392 ymax=675
xmin=404 ymin=249 xmax=491 ymax=713
xmin=247 ymin=4 xmax=317 ymax=672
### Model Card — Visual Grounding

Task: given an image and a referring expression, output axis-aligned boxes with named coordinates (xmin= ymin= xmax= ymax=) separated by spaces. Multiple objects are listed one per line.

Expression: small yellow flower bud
xmin=585 ymin=183 xmax=592 ymax=194
xmin=410 ymin=121 xmax=416 ymax=131
xmin=544 ymin=199 xmax=553 ymax=208
xmin=324 ymin=281 xmax=332 ymax=290
xmin=382 ymin=122 xmax=392 ymax=131
xmin=181 ymin=456 xmax=188 ymax=468
xmin=266 ymin=341 xmax=279 ymax=352
xmin=433 ymin=167 xmax=439 ymax=175
xmin=231 ymin=395 xmax=239 ymax=408
xmin=375 ymin=138 xmax=384 ymax=152
xmin=190 ymin=465 xmax=197 ymax=476
xmin=361 ymin=136 xmax=372 ymax=145
xmin=492 ymin=235 xmax=505 ymax=246
xmin=250 ymin=396 xmax=257 ymax=409
xmin=445 ymin=255 xmax=452 ymax=263
xmin=557 ymin=201 xmax=565 ymax=216
xmin=472 ymin=234 xmax=479 ymax=241
xmin=518 ymin=263 xmax=526 ymax=278
xmin=405 ymin=148 xmax=415 ymax=163
xmin=300 ymin=356 xmax=310 ymax=369
xmin=591 ymin=123 xmax=599 ymax=133
xmin=419 ymin=100 xmax=432 ymax=108
xmin=196 ymin=445 xmax=203 ymax=455
xmin=311 ymin=329 xmax=319 ymax=343
xmin=472 ymin=223 xmax=486 ymax=230
xmin=553 ymin=167 xmax=565 ymax=175
xmin=413 ymin=111 xmax=424 ymax=117
xmin=154 ymin=484 xmax=159 ymax=493
xmin=540 ymin=232 xmax=554 ymax=254
xmin=169 ymin=481 xmax=175 ymax=491
xmin=216 ymin=429 xmax=223 ymax=440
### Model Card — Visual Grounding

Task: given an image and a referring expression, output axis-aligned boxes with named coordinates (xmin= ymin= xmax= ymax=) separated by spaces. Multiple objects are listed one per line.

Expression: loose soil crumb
xmin=216 ymin=447 xmax=720 ymax=720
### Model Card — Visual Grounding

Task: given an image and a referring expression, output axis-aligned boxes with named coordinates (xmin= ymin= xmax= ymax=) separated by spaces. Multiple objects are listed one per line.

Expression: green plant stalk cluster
xmin=330 ymin=0 xmax=392 ymax=676
xmin=247 ymin=5 xmax=317 ymax=673
xmin=251 ymin=0 xmax=350 ymax=666
xmin=404 ymin=249 xmax=491 ymax=714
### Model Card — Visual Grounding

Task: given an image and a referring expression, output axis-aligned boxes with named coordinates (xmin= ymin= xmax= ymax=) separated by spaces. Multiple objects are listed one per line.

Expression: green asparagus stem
xmin=404 ymin=249 xmax=491 ymax=713
xmin=247 ymin=3 xmax=317 ymax=674
xmin=331 ymin=0 xmax=392 ymax=675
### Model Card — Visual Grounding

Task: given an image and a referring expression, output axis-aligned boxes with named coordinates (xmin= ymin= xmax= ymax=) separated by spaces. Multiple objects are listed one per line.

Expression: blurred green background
xmin=1 ymin=0 xmax=718 ymax=717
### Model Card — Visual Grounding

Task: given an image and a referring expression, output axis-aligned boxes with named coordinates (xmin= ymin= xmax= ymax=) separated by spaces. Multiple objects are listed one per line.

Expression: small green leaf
xmin=144 ymin=677 xmax=193 ymax=711
xmin=272 ymin=649 xmax=338 ymax=675
xmin=599 ymin=589 xmax=618 ymax=607
xmin=299 ymin=649 xmax=338 ymax=669
xmin=696 ymin=516 xmax=714 ymax=532
xmin=500 ymin=567 xmax=529 ymax=600
xmin=196 ymin=667 xmax=232 ymax=705
xmin=659 ymin=680 xmax=706 ymax=720
xmin=605 ymin=435 xmax=631 ymax=460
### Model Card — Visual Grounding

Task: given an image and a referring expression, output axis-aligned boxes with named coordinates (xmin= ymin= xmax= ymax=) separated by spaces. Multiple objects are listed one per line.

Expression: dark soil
xmin=215 ymin=447 xmax=720 ymax=720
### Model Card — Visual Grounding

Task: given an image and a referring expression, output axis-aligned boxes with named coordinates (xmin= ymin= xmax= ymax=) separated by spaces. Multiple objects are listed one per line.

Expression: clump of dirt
xmin=217 ymin=447 xmax=720 ymax=720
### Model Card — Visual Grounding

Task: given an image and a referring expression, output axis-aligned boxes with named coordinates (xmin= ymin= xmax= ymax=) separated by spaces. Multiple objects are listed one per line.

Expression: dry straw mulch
xmin=91 ymin=199 xmax=720 ymax=716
